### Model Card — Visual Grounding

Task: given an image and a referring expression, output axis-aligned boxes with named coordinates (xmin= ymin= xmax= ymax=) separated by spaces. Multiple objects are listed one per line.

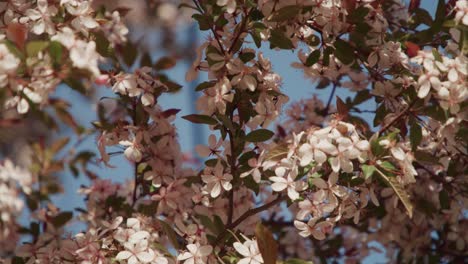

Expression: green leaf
xmin=349 ymin=6 xmax=370 ymax=22
xmin=322 ymin=47 xmax=333 ymax=66
xmin=48 ymin=41 xmax=63 ymax=64
xmin=268 ymin=6 xmax=301 ymax=22
xmin=432 ymin=48 xmax=443 ymax=62
xmin=379 ymin=161 xmax=397 ymax=172
xmin=413 ymin=8 xmax=433 ymax=26
xmin=140 ymin=52 xmax=152 ymax=67
xmin=265 ymin=143 xmax=289 ymax=162
xmin=255 ymin=223 xmax=278 ymax=264
xmin=409 ymin=122 xmax=422 ymax=151
xmin=239 ymin=52 xmax=256 ymax=63
xmin=163 ymin=80 xmax=182 ymax=93
xmin=158 ymin=220 xmax=180 ymax=249
xmin=462 ymin=27 xmax=468 ymax=55
xmin=245 ymin=129 xmax=274 ymax=142
xmin=334 ymin=39 xmax=354 ymax=64
xmin=182 ymin=114 xmax=217 ymax=125
xmin=50 ymin=211 xmax=73 ymax=228
xmin=439 ymin=190 xmax=450 ymax=210
xmin=375 ymin=168 xmax=413 ymax=218
xmin=284 ymin=259 xmax=314 ymax=264
xmin=121 ymin=41 xmax=138 ymax=66
xmin=195 ymin=81 xmax=216 ymax=91
xmin=433 ymin=0 xmax=446 ymax=32
xmin=26 ymin=41 xmax=49 ymax=57
xmin=251 ymin=30 xmax=262 ymax=48
xmin=192 ymin=14 xmax=212 ymax=31
xmin=93 ymin=31 xmax=112 ymax=57
xmin=269 ymin=29 xmax=294 ymax=50
xmin=305 ymin=49 xmax=321 ymax=67
xmin=362 ymin=164 xmax=376 ymax=180
xmin=155 ymin=56 xmax=176 ymax=70
xmin=49 ymin=137 xmax=70 ymax=154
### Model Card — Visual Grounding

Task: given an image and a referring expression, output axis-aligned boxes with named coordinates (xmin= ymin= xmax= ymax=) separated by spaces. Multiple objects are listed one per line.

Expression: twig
xmin=378 ymin=100 xmax=416 ymax=134
xmin=323 ymin=82 xmax=337 ymax=116
xmin=213 ymin=195 xmax=286 ymax=246
xmin=192 ymin=0 xmax=227 ymax=55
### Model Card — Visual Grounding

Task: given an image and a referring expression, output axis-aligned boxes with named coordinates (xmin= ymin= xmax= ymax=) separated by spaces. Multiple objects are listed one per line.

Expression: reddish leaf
xmin=336 ymin=96 xmax=349 ymax=121
xmin=255 ymin=223 xmax=278 ymax=264
xmin=7 ymin=22 xmax=27 ymax=49
xmin=162 ymin=108 xmax=181 ymax=118
xmin=405 ymin=41 xmax=420 ymax=58
xmin=408 ymin=0 xmax=420 ymax=13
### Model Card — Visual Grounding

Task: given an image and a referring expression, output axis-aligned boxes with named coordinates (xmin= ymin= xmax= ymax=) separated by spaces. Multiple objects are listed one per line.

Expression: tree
xmin=0 ymin=0 xmax=467 ymax=263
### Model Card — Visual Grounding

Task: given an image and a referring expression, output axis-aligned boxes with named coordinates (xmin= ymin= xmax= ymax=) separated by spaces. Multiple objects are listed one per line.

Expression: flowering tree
xmin=0 ymin=0 xmax=467 ymax=263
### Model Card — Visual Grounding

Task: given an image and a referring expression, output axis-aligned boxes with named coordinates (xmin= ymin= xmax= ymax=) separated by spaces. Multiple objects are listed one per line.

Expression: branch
xmin=378 ymin=100 xmax=416 ymax=134
xmin=213 ymin=195 xmax=287 ymax=246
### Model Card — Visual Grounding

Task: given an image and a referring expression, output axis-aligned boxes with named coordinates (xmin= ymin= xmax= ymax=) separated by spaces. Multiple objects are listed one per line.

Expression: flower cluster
xmin=0 ymin=0 xmax=467 ymax=263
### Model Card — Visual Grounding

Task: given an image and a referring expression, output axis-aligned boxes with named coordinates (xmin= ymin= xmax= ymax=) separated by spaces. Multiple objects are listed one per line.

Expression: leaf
xmin=409 ymin=122 xmax=422 ymax=151
xmin=140 ymin=52 xmax=152 ymax=67
xmin=93 ymin=31 xmax=112 ymax=57
xmin=251 ymin=30 xmax=262 ymax=48
xmin=26 ymin=41 xmax=49 ymax=57
xmin=49 ymin=137 xmax=70 ymax=154
xmin=195 ymin=81 xmax=216 ymax=91
xmin=432 ymin=0 xmax=445 ymax=32
xmin=284 ymin=259 xmax=314 ymax=264
xmin=50 ymin=211 xmax=73 ymax=228
xmin=336 ymin=96 xmax=349 ymax=119
xmin=55 ymin=106 xmax=82 ymax=134
xmin=255 ymin=223 xmax=278 ymax=264
xmin=361 ymin=164 xmax=376 ymax=180
xmin=334 ymin=39 xmax=354 ymax=64
xmin=158 ymin=220 xmax=180 ymax=249
xmin=121 ymin=41 xmax=138 ymax=67
xmin=322 ymin=46 xmax=333 ymax=66
xmin=245 ymin=129 xmax=274 ymax=142
xmin=182 ymin=114 xmax=217 ymax=125
xmin=163 ymin=80 xmax=182 ymax=93
xmin=305 ymin=49 xmax=321 ymax=67
xmin=413 ymin=8 xmax=433 ymax=26
xmin=192 ymin=14 xmax=212 ymax=31
xmin=154 ymin=56 xmax=176 ymax=70
xmin=239 ymin=52 xmax=256 ymax=63
xmin=375 ymin=168 xmax=413 ymax=218
xmin=265 ymin=143 xmax=289 ymax=162
xmin=269 ymin=29 xmax=294 ymax=50
xmin=268 ymin=6 xmax=301 ymax=22
xmin=64 ymin=78 xmax=87 ymax=94
xmin=48 ymin=41 xmax=63 ymax=64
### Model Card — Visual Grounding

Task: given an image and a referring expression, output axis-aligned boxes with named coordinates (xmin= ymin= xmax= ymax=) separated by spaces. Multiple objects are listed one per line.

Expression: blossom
xmin=115 ymin=240 xmax=156 ymax=264
xmin=195 ymin=134 xmax=223 ymax=157
xmin=24 ymin=0 xmax=58 ymax=35
xmin=454 ymin=0 xmax=468 ymax=26
xmin=0 ymin=43 xmax=20 ymax=87
xmin=240 ymin=153 xmax=265 ymax=183
xmin=269 ymin=166 xmax=304 ymax=201
xmin=120 ymin=133 xmax=143 ymax=163
xmin=201 ymin=162 xmax=233 ymax=198
xmin=69 ymin=40 xmax=101 ymax=77
xmin=294 ymin=218 xmax=333 ymax=240
xmin=233 ymin=237 xmax=263 ymax=264
xmin=379 ymin=139 xmax=406 ymax=161
xmin=177 ymin=243 xmax=212 ymax=264
xmin=61 ymin=0 xmax=99 ymax=33
xmin=217 ymin=0 xmax=236 ymax=14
